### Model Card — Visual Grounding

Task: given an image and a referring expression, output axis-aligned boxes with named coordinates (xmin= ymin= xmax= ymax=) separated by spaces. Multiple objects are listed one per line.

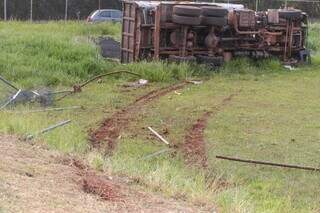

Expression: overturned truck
xmin=121 ymin=1 xmax=309 ymax=66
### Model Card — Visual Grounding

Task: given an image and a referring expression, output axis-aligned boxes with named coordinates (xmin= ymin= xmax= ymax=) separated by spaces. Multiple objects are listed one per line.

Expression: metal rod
xmin=15 ymin=106 xmax=81 ymax=114
xmin=40 ymin=120 xmax=71 ymax=134
xmin=4 ymin=0 xmax=7 ymax=21
xmin=30 ymin=0 xmax=33 ymax=21
xmin=0 ymin=75 xmax=19 ymax=91
xmin=0 ymin=89 xmax=21 ymax=110
xmin=45 ymin=90 xmax=73 ymax=95
xmin=148 ymin=127 xmax=170 ymax=145
xmin=65 ymin=0 xmax=68 ymax=21
xmin=142 ymin=148 xmax=172 ymax=160
xmin=216 ymin=155 xmax=320 ymax=172
xmin=79 ymin=71 xmax=141 ymax=88
xmin=27 ymin=120 xmax=72 ymax=140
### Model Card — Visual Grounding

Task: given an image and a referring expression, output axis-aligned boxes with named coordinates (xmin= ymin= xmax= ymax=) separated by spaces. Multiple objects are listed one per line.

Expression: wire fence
xmin=1 ymin=0 xmax=121 ymax=21
xmin=0 ymin=0 xmax=319 ymax=21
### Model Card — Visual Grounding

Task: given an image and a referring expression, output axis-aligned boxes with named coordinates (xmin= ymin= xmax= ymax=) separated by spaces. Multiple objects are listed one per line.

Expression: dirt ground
xmin=0 ymin=134 xmax=213 ymax=213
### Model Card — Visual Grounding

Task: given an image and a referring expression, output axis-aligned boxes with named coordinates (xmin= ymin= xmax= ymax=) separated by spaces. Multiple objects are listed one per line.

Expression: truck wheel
xmin=201 ymin=6 xmax=228 ymax=17
xmin=173 ymin=6 xmax=201 ymax=17
xmin=201 ymin=16 xmax=227 ymax=26
xmin=172 ymin=15 xmax=201 ymax=26
xmin=197 ymin=55 xmax=224 ymax=68
xmin=279 ymin=9 xmax=302 ymax=19
xmin=168 ymin=55 xmax=196 ymax=63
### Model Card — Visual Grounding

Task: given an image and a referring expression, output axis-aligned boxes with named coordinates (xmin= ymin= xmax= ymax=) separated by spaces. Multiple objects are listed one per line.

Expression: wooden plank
xmin=123 ymin=17 xmax=135 ymax=21
xmin=122 ymin=32 xmax=134 ymax=37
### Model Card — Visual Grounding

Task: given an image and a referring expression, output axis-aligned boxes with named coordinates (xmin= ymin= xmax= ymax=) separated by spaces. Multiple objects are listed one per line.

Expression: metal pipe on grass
xmin=0 ymin=75 xmax=19 ymax=91
xmin=216 ymin=155 xmax=320 ymax=172
xmin=26 ymin=119 xmax=72 ymax=140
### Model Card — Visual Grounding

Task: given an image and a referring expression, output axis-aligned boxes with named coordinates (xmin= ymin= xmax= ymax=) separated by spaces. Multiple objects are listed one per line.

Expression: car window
xmin=99 ymin=11 xmax=112 ymax=18
xmin=112 ymin=11 xmax=122 ymax=18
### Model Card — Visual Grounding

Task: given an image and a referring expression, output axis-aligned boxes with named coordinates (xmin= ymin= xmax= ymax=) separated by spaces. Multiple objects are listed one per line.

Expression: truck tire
xmin=173 ymin=6 xmax=201 ymax=17
xmin=172 ymin=15 xmax=201 ymax=25
xmin=201 ymin=6 xmax=229 ymax=17
xmin=279 ymin=9 xmax=302 ymax=19
xmin=168 ymin=55 xmax=196 ymax=63
xmin=201 ymin=16 xmax=227 ymax=26
xmin=197 ymin=55 xmax=224 ymax=68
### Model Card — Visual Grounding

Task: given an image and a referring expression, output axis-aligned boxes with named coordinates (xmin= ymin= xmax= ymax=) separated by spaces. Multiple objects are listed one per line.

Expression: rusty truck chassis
xmin=121 ymin=1 xmax=309 ymax=66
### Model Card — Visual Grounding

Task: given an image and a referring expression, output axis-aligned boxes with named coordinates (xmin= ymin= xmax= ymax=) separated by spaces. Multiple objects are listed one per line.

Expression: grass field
xmin=0 ymin=21 xmax=320 ymax=212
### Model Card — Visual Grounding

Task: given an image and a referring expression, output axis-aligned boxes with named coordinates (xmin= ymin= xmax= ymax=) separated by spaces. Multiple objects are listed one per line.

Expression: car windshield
xmin=112 ymin=11 xmax=122 ymax=18
xmin=99 ymin=11 xmax=112 ymax=17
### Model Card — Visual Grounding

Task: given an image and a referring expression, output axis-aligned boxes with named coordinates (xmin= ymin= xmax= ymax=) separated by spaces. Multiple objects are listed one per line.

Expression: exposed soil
xmin=89 ymin=82 xmax=187 ymax=153
xmin=61 ymin=157 xmax=122 ymax=202
xmin=0 ymin=134 xmax=214 ymax=212
xmin=183 ymin=93 xmax=238 ymax=167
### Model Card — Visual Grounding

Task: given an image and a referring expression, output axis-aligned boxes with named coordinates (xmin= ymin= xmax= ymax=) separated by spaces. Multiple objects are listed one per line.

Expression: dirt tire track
xmin=183 ymin=93 xmax=238 ymax=168
xmin=89 ymin=82 xmax=187 ymax=152
xmin=62 ymin=157 xmax=122 ymax=202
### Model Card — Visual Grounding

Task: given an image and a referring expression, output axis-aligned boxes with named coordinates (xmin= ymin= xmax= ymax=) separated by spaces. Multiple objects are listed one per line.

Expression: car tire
xmin=201 ymin=6 xmax=229 ymax=17
xmin=168 ymin=55 xmax=197 ymax=63
xmin=172 ymin=15 xmax=201 ymax=25
xmin=279 ymin=9 xmax=302 ymax=19
xmin=197 ymin=55 xmax=224 ymax=68
xmin=173 ymin=6 xmax=201 ymax=17
xmin=201 ymin=16 xmax=227 ymax=26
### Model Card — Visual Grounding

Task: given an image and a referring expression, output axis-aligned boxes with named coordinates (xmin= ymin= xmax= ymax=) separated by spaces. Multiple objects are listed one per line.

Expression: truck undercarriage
xmin=121 ymin=1 xmax=309 ymax=66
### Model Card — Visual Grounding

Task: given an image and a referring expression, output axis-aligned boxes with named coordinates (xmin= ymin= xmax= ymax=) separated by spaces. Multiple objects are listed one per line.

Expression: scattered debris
xmin=283 ymin=65 xmax=296 ymax=71
xmin=89 ymin=82 xmax=187 ymax=152
xmin=216 ymin=155 xmax=320 ymax=172
xmin=26 ymin=119 xmax=72 ymax=140
xmin=57 ymin=70 xmax=141 ymax=101
xmin=1 ymin=71 xmax=141 ymax=109
xmin=148 ymin=126 xmax=170 ymax=145
xmin=174 ymin=91 xmax=182 ymax=95
xmin=0 ymin=76 xmax=61 ymax=109
xmin=186 ymin=80 xmax=203 ymax=85
xmin=123 ymin=79 xmax=149 ymax=88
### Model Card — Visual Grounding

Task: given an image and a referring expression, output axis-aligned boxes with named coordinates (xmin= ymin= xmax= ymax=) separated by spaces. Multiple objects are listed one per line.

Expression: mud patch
xmin=183 ymin=93 xmax=238 ymax=167
xmin=61 ymin=157 xmax=122 ymax=201
xmin=89 ymin=82 xmax=187 ymax=153
xmin=83 ymin=174 xmax=122 ymax=202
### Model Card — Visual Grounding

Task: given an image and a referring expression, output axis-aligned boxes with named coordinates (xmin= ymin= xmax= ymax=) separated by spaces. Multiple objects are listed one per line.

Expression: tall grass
xmin=308 ymin=23 xmax=320 ymax=52
xmin=0 ymin=21 xmax=318 ymax=89
xmin=0 ymin=21 xmax=120 ymax=88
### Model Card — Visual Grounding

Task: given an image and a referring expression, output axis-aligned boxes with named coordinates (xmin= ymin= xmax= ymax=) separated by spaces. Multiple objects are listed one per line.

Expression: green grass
xmin=308 ymin=23 xmax=320 ymax=52
xmin=111 ymin=69 xmax=320 ymax=212
xmin=0 ymin=21 xmax=122 ymax=88
xmin=0 ymin=21 xmax=204 ymax=89
xmin=0 ymin=21 xmax=320 ymax=212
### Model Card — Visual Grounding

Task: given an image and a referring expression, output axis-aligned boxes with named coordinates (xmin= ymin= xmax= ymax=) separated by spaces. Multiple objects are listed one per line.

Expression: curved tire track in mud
xmin=89 ymin=82 xmax=187 ymax=152
xmin=183 ymin=93 xmax=238 ymax=168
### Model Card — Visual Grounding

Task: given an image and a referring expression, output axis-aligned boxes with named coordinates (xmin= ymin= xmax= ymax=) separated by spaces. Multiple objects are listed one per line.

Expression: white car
xmin=87 ymin=9 xmax=122 ymax=23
